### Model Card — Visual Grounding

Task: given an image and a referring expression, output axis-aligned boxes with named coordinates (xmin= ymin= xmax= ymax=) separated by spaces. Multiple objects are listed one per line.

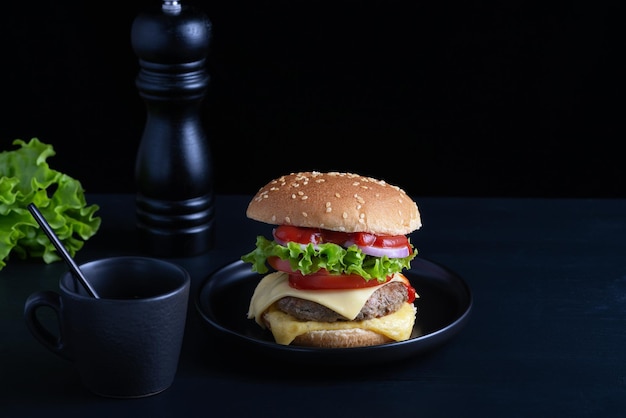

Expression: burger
xmin=241 ymin=171 xmax=422 ymax=348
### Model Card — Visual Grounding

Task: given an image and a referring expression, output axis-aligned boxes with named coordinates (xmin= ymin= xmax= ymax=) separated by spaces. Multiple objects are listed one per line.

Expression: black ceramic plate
xmin=196 ymin=258 xmax=472 ymax=366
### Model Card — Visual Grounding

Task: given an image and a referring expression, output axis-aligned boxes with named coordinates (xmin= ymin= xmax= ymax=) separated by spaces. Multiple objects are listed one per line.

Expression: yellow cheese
xmin=247 ymin=272 xmax=409 ymax=325
xmin=263 ymin=302 xmax=417 ymax=345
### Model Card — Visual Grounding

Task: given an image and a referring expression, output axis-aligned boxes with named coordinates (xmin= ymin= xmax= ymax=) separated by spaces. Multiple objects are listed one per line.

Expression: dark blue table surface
xmin=2 ymin=194 xmax=626 ymax=417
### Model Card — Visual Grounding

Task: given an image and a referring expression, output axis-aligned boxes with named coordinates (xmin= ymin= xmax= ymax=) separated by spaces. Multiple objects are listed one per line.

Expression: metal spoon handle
xmin=27 ymin=203 xmax=99 ymax=298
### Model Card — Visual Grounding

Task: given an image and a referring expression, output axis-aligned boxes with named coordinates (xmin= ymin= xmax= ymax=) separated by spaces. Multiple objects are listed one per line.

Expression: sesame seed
xmin=302 ymin=212 xmax=308 ymax=217
xmin=335 ymin=192 xmax=341 ymax=198
xmin=342 ymin=212 xmax=348 ymax=219
xmin=301 ymin=196 xmax=308 ymax=200
xmin=285 ymin=216 xmax=291 ymax=223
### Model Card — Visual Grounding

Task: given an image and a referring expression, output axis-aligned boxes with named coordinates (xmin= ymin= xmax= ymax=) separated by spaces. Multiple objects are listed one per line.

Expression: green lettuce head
xmin=0 ymin=138 xmax=101 ymax=270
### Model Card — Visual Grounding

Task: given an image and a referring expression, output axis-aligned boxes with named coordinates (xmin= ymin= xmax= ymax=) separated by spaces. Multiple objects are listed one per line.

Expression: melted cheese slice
xmin=247 ymin=272 xmax=411 ymax=325
xmin=263 ymin=302 xmax=417 ymax=345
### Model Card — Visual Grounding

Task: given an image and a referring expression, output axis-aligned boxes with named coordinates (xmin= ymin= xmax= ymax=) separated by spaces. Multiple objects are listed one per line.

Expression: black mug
xmin=24 ymin=256 xmax=190 ymax=398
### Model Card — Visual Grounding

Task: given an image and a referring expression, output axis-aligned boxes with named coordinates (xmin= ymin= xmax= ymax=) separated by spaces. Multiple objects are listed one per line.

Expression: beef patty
xmin=275 ymin=281 xmax=408 ymax=322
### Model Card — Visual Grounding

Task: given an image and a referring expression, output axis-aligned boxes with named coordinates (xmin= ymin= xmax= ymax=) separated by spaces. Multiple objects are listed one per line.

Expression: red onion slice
xmin=344 ymin=240 xmax=410 ymax=258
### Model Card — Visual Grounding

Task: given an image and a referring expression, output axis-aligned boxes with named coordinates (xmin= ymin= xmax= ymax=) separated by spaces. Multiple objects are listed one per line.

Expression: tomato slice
xmin=274 ymin=225 xmax=323 ymax=245
xmin=273 ymin=225 xmax=410 ymax=251
xmin=267 ymin=256 xmax=300 ymax=273
xmin=267 ymin=256 xmax=389 ymax=290
xmin=288 ymin=271 xmax=391 ymax=290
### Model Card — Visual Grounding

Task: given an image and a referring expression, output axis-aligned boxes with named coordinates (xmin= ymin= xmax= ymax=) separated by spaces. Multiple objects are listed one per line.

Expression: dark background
xmin=1 ymin=1 xmax=622 ymax=198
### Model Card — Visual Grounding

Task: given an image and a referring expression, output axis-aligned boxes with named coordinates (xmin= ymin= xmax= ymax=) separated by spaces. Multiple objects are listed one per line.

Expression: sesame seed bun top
xmin=246 ymin=171 xmax=422 ymax=236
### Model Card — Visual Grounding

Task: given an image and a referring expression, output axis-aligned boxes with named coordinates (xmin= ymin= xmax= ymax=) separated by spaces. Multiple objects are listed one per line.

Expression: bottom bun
xmin=292 ymin=328 xmax=393 ymax=348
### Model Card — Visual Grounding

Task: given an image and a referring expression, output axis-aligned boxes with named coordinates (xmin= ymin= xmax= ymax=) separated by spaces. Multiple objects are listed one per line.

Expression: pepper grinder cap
xmin=131 ymin=0 xmax=212 ymax=65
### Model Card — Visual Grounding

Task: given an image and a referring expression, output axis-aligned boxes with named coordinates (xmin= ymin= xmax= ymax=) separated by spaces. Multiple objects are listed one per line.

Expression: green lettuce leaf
xmin=241 ymin=235 xmax=417 ymax=283
xmin=0 ymin=138 xmax=101 ymax=270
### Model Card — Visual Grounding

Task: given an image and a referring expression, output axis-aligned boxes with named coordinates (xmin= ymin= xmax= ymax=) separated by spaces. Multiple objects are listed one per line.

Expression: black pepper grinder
xmin=131 ymin=0 xmax=215 ymax=256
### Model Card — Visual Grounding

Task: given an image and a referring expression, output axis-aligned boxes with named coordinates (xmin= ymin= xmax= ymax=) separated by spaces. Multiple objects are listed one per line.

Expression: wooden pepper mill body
xmin=131 ymin=1 xmax=215 ymax=256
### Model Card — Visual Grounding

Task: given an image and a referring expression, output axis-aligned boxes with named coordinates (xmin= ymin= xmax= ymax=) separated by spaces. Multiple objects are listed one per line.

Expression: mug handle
xmin=24 ymin=291 xmax=70 ymax=360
